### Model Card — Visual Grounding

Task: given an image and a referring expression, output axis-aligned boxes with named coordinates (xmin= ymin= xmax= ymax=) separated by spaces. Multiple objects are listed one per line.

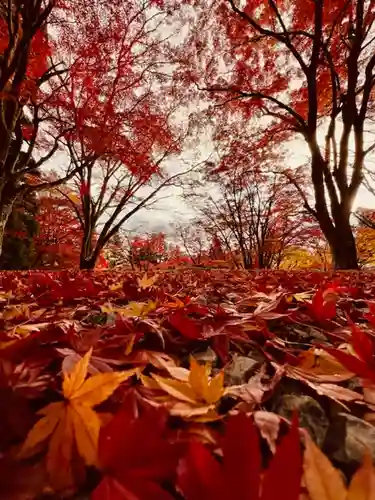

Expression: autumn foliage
xmin=3 ymin=0 xmax=375 ymax=497
xmin=0 ymin=268 xmax=373 ymax=498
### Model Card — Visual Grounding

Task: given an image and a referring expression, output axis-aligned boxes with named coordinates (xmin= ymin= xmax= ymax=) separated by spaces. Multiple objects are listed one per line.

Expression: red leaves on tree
xmin=0 ymin=19 xmax=50 ymax=101
xmin=34 ymin=191 xmax=82 ymax=269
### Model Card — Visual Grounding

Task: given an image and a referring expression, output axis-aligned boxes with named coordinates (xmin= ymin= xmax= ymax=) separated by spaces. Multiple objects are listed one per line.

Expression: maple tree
xmin=129 ymin=232 xmax=168 ymax=269
xmin=0 ymin=0 xmax=85 ymax=255
xmin=175 ymin=0 xmax=375 ymax=269
xmin=44 ymin=0 xmax=195 ymax=270
xmin=32 ymin=189 xmax=82 ymax=269
xmin=173 ymin=222 xmax=208 ymax=265
xmin=191 ymin=167 xmax=310 ymax=269
xmin=355 ymin=208 xmax=375 ymax=268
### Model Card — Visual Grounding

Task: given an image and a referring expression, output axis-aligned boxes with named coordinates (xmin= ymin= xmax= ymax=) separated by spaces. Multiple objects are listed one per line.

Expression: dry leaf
xmin=253 ymin=411 xmax=281 ymax=454
xmin=290 ymin=348 xmax=354 ymax=383
xmin=3 ymin=304 xmax=30 ymax=321
xmin=137 ymin=273 xmax=158 ymax=290
xmin=152 ymin=373 xmax=197 ymax=403
xmin=19 ymin=349 xmax=136 ymax=489
xmin=144 ymin=357 xmax=224 ymax=420
xmin=303 ymin=432 xmax=347 ymax=500
xmin=347 ymin=451 xmax=375 ymax=500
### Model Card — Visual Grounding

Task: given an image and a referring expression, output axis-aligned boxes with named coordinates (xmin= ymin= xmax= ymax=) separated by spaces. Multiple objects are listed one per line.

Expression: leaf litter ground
xmin=1 ymin=268 xmax=375 ymax=499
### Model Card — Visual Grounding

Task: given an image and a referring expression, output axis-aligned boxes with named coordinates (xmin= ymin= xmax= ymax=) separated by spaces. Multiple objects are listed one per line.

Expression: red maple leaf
xmin=177 ymin=413 xmax=302 ymax=500
xmin=306 ymin=287 xmax=337 ymax=322
xmin=92 ymin=403 xmax=179 ymax=500
xmin=168 ymin=310 xmax=202 ymax=339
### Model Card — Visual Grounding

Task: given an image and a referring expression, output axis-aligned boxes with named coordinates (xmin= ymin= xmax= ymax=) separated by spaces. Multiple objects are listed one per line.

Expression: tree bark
xmin=329 ymin=226 xmax=358 ymax=270
xmin=79 ymin=255 xmax=96 ymax=270
xmin=0 ymin=198 xmax=16 ymax=257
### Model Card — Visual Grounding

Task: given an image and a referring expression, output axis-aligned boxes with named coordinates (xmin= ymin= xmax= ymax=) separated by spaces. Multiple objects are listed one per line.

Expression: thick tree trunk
xmin=329 ymin=228 xmax=358 ymax=270
xmin=79 ymin=229 xmax=97 ymax=269
xmin=79 ymin=255 xmax=96 ymax=270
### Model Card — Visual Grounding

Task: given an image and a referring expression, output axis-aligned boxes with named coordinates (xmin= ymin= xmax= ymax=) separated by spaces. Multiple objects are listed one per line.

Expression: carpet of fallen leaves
xmin=1 ymin=268 xmax=375 ymax=499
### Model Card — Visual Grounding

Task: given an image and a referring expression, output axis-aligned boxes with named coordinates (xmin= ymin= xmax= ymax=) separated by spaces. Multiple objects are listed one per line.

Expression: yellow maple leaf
xmin=3 ymin=304 xmax=30 ymax=321
xmin=188 ymin=357 xmax=224 ymax=404
xmin=19 ymin=348 xmax=137 ymax=489
xmin=304 ymin=433 xmax=375 ymax=500
xmin=117 ymin=301 xmax=157 ymax=318
xmin=144 ymin=356 xmax=224 ymax=421
xmin=137 ymin=273 xmax=158 ymax=290
xmin=109 ymin=282 xmax=123 ymax=291
xmin=101 ymin=301 xmax=156 ymax=318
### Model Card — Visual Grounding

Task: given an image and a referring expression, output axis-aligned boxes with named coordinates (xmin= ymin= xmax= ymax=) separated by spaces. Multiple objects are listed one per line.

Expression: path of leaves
xmin=1 ymin=268 xmax=375 ymax=499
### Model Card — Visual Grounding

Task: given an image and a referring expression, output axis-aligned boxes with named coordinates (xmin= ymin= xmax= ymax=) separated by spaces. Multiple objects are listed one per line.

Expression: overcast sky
xmin=38 ymin=2 xmax=375 ymax=240
xmin=46 ymin=124 xmax=375 ymax=244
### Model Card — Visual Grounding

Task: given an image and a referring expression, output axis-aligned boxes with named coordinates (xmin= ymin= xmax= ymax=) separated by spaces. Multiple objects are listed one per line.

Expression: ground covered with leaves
xmin=1 ymin=268 xmax=375 ymax=499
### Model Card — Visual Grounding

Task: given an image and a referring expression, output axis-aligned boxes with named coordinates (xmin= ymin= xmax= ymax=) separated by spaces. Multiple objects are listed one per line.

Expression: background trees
xmin=187 ymin=165 xmax=310 ymax=269
xmin=2 ymin=0 xmax=375 ymax=271
xmin=0 ymin=182 xmax=39 ymax=270
xmin=0 ymin=0 xmax=83 ymax=254
xmin=175 ymin=0 xmax=375 ymax=269
xmin=32 ymin=190 xmax=82 ymax=269
xmin=44 ymin=0 xmax=195 ymax=269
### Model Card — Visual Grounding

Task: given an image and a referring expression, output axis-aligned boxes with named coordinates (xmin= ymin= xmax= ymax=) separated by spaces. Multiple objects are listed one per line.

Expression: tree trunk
xmin=79 ymin=255 xmax=96 ymax=270
xmin=0 ymin=202 xmax=15 ymax=257
xmin=79 ymin=228 xmax=97 ymax=269
xmin=329 ymin=229 xmax=358 ymax=270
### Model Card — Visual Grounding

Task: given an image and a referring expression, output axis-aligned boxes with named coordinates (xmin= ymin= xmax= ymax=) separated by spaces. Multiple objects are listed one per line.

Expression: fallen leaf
xmin=347 ymin=450 xmax=375 ymax=500
xmin=303 ymin=432 xmax=347 ymax=500
xmin=169 ymin=310 xmax=202 ymax=339
xmin=144 ymin=357 xmax=224 ymax=421
xmin=93 ymin=404 xmax=178 ymax=500
xmin=296 ymin=348 xmax=355 ymax=382
xmin=222 ymin=413 xmax=261 ymax=500
xmin=177 ymin=440 xmax=224 ymax=500
xmin=349 ymin=323 xmax=374 ymax=365
xmin=253 ymin=411 xmax=281 ymax=454
xmin=137 ymin=273 xmax=159 ymax=290
xmin=19 ymin=349 xmax=136 ymax=490
xmin=261 ymin=414 xmax=302 ymax=500
xmin=3 ymin=304 xmax=30 ymax=321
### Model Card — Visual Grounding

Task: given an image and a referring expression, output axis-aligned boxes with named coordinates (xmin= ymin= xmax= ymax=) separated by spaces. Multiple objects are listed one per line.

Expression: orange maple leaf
xmin=303 ymin=432 xmax=375 ymax=500
xmin=18 ymin=348 xmax=137 ymax=490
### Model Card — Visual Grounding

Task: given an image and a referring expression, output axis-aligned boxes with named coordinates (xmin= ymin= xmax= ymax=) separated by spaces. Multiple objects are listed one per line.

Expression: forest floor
xmin=0 ymin=268 xmax=375 ymax=499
